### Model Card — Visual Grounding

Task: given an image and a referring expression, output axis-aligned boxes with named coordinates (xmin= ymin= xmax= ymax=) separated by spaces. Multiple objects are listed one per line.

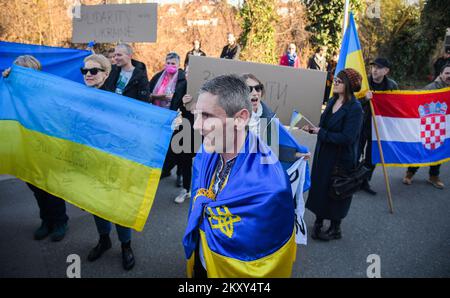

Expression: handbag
xmin=329 ymin=147 xmax=372 ymax=200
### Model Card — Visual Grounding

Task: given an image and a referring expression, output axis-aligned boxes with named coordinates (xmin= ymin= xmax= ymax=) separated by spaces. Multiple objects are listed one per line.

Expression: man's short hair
xmin=199 ymin=74 xmax=251 ymax=117
xmin=115 ymin=43 xmax=133 ymax=56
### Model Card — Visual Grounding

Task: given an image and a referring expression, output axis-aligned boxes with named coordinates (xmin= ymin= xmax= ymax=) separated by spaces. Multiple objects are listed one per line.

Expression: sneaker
xmin=428 ymin=176 xmax=444 ymax=189
xmin=174 ymin=189 xmax=190 ymax=204
xmin=34 ymin=221 xmax=51 ymax=240
xmin=50 ymin=223 xmax=67 ymax=242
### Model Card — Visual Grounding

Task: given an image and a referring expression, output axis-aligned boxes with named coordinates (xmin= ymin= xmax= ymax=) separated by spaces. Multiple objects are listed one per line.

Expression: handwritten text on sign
xmin=188 ymin=56 xmax=327 ymax=125
xmin=72 ymin=3 xmax=157 ymax=43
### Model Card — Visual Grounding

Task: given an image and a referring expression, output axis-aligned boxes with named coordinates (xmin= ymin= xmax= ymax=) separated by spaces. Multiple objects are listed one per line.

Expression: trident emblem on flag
xmin=418 ymin=102 xmax=447 ymax=151
xmin=207 ymin=206 xmax=241 ymax=238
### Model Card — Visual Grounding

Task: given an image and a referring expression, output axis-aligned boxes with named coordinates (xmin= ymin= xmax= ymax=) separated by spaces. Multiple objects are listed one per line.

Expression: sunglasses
xmin=248 ymin=84 xmax=264 ymax=93
xmin=80 ymin=67 xmax=105 ymax=75
xmin=333 ymin=78 xmax=343 ymax=85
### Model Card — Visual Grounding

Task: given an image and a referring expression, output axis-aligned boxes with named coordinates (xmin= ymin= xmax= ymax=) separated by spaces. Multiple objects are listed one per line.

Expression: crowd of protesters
xmin=2 ymin=32 xmax=449 ymax=275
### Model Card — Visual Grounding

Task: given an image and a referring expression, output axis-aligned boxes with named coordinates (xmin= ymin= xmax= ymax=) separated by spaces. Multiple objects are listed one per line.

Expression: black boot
xmin=88 ymin=234 xmax=112 ymax=262
xmin=311 ymin=221 xmax=330 ymax=241
xmin=121 ymin=241 xmax=135 ymax=271
xmin=361 ymin=179 xmax=377 ymax=195
xmin=326 ymin=221 xmax=342 ymax=240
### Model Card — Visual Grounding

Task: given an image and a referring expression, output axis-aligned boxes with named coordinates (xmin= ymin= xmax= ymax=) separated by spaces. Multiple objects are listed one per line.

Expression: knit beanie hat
xmin=337 ymin=68 xmax=362 ymax=93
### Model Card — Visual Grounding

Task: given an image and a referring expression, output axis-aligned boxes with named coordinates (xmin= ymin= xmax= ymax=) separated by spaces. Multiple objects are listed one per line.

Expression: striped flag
xmin=371 ymin=88 xmax=450 ymax=166
xmin=0 ymin=65 xmax=177 ymax=231
xmin=332 ymin=12 xmax=369 ymax=99
xmin=289 ymin=110 xmax=303 ymax=130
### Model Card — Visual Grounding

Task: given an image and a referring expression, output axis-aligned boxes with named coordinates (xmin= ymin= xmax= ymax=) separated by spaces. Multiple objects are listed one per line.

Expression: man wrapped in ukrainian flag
xmin=182 ymin=74 xmax=297 ymax=278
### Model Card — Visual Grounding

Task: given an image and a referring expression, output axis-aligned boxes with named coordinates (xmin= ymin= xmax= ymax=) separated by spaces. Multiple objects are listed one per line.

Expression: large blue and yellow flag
xmin=0 ymin=65 xmax=177 ymax=231
xmin=333 ymin=12 xmax=369 ymax=98
xmin=0 ymin=41 xmax=91 ymax=83
xmin=183 ymin=133 xmax=297 ymax=278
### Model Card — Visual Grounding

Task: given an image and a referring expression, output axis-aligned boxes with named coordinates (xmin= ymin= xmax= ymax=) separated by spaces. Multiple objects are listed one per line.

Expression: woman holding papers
xmin=302 ymin=68 xmax=363 ymax=241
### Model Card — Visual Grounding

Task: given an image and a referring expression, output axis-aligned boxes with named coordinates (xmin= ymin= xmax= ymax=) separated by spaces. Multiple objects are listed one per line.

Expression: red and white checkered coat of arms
xmin=419 ymin=102 xmax=447 ymax=150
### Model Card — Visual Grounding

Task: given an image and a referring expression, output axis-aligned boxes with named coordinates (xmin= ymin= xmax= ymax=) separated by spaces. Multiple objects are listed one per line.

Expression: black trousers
xmin=193 ymin=241 xmax=207 ymax=279
xmin=27 ymin=183 xmax=68 ymax=226
xmin=359 ymin=106 xmax=376 ymax=181
xmin=408 ymin=165 xmax=441 ymax=177
xmin=162 ymin=146 xmax=193 ymax=191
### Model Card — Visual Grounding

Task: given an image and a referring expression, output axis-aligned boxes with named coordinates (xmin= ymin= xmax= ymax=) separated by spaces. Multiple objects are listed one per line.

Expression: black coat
xmin=148 ymin=69 xmax=187 ymax=111
xmin=220 ymin=44 xmax=241 ymax=60
xmin=103 ymin=64 xmax=149 ymax=103
xmin=184 ymin=49 xmax=206 ymax=68
xmin=306 ymin=97 xmax=363 ymax=220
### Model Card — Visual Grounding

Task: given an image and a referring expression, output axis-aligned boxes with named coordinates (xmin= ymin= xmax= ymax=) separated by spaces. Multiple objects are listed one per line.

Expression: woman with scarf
xmin=149 ymin=52 xmax=191 ymax=197
xmin=279 ymin=43 xmax=301 ymax=68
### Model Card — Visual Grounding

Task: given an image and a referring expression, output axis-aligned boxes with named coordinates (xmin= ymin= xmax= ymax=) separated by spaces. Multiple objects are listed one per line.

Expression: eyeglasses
xmin=80 ymin=67 xmax=105 ymax=75
xmin=333 ymin=78 xmax=343 ymax=85
xmin=248 ymin=84 xmax=264 ymax=93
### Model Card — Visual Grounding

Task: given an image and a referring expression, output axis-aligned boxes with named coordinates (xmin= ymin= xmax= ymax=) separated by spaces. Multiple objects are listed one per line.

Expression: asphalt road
xmin=0 ymin=132 xmax=449 ymax=278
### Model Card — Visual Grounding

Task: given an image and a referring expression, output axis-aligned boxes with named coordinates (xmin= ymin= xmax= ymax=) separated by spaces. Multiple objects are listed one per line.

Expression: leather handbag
xmin=329 ymin=147 xmax=371 ymax=200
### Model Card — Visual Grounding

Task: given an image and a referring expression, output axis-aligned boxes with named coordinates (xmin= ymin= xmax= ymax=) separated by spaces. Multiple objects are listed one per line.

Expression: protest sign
xmin=187 ymin=56 xmax=327 ymax=125
xmin=72 ymin=3 xmax=157 ymax=43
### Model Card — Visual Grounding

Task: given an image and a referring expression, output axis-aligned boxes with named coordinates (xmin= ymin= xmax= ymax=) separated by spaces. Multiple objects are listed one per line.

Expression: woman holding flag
xmin=81 ymin=54 xmax=135 ymax=271
xmin=302 ymin=68 xmax=363 ymax=241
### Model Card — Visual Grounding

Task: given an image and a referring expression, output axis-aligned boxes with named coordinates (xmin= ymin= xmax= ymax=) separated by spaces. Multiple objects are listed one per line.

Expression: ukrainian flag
xmin=183 ymin=133 xmax=297 ymax=278
xmin=333 ymin=12 xmax=369 ymax=99
xmin=0 ymin=65 xmax=177 ymax=231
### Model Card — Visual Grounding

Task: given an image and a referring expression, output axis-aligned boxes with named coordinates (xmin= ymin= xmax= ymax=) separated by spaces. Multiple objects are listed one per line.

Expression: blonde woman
xmin=80 ymin=54 xmax=136 ymax=271
xmin=2 ymin=55 xmax=69 ymax=242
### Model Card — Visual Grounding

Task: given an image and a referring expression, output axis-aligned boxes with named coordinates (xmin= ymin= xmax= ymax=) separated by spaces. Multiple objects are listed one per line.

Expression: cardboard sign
xmin=72 ymin=3 xmax=157 ymax=43
xmin=187 ymin=56 xmax=327 ymax=125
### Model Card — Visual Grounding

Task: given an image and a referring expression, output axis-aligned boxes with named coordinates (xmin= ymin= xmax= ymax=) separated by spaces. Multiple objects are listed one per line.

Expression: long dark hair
xmin=332 ymin=71 xmax=354 ymax=104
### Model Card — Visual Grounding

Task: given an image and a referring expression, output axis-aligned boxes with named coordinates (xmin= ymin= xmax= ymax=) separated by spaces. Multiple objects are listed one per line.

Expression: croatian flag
xmin=371 ymin=88 xmax=450 ymax=166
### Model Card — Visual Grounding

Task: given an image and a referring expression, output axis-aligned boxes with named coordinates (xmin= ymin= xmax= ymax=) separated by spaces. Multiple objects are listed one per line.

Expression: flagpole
xmin=369 ymin=100 xmax=394 ymax=214
xmin=343 ymin=0 xmax=350 ymax=33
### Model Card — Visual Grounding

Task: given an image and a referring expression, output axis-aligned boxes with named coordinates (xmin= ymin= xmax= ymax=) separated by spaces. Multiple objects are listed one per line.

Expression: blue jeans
xmin=93 ymin=215 xmax=131 ymax=243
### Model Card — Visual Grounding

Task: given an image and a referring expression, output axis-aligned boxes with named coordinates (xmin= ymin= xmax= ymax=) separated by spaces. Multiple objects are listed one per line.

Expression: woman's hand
xmin=2 ymin=68 xmax=11 ymax=78
xmin=301 ymin=124 xmax=320 ymax=135
xmin=171 ymin=112 xmax=183 ymax=130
